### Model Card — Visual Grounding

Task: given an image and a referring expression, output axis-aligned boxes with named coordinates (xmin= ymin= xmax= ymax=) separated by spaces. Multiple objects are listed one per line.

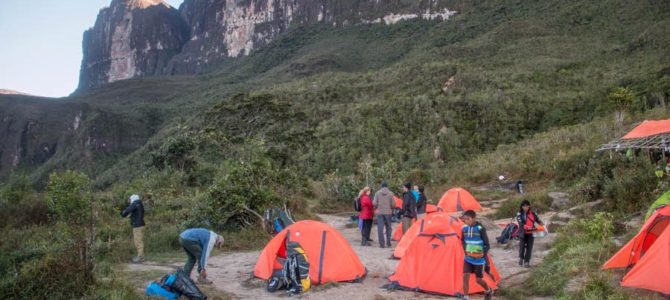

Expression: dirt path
xmin=123 ymin=199 xmax=558 ymax=299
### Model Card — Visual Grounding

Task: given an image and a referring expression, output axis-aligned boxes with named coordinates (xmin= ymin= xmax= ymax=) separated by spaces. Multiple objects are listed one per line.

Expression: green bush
xmin=46 ymin=170 xmax=93 ymax=225
xmin=0 ymin=173 xmax=33 ymax=205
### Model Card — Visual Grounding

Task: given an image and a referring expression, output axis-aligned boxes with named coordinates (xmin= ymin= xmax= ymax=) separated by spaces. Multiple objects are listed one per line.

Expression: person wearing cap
xmin=400 ymin=182 xmax=417 ymax=235
xmin=121 ymin=194 xmax=145 ymax=263
xmin=179 ymin=228 xmax=225 ymax=284
xmin=373 ymin=181 xmax=395 ymax=248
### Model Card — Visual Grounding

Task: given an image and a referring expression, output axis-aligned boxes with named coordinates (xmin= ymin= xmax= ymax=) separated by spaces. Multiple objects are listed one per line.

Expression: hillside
xmin=1 ymin=0 xmax=670 ymax=299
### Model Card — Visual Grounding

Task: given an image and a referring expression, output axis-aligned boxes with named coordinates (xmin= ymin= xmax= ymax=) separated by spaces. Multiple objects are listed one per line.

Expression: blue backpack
xmin=146 ymin=281 xmax=179 ymax=300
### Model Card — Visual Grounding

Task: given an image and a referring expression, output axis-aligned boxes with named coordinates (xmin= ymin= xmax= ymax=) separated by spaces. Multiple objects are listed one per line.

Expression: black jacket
xmin=121 ymin=200 xmax=145 ymax=228
xmin=516 ymin=210 xmax=542 ymax=232
xmin=401 ymin=192 xmax=417 ymax=218
xmin=416 ymin=194 xmax=427 ymax=214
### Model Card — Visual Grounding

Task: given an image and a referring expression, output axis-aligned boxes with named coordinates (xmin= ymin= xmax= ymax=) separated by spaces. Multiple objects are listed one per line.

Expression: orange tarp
xmin=388 ymin=221 xmax=500 ymax=296
xmin=622 ymin=119 xmax=670 ymax=139
xmin=253 ymin=220 xmax=366 ymax=284
xmin=437 ymin=187 xmax=482 ymax=212
xmin=393 ymin=212 xmax=464 ymax=258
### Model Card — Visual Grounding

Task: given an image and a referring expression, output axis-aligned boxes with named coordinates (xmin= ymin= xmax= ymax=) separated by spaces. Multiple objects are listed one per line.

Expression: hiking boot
xmin=524 ymin=261 xmax=530 ymax=268
xmin=484 ymin=288 xmax=494 ymax=300
xmin=197 ymin=276 xmax=213 ymax=285
xmin=366 ymin=238 xmax=374 ymax=242
xmin=518 ymin=259 xmax=523 ymax=266
xmin=131 ymin=256 xmax=144 ymax=264
xmin=386 ymin=242 xmax=391 ymax=247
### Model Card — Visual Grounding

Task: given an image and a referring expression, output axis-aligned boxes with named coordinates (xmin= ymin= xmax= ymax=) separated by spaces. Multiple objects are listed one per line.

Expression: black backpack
xmin=496 ymin=223 xmax=520 ymax=244
xmin=354 ymin=197 xmax=362 ymax=212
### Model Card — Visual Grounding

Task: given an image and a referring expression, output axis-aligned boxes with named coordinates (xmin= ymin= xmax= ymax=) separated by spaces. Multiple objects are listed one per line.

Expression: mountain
xmin=1 ymin=0 xmax=669 ymax=186
xmin=78 ymin=0 xmax=458 ymax=91
xmin=0 ymin=89 xmax=31 ymax=96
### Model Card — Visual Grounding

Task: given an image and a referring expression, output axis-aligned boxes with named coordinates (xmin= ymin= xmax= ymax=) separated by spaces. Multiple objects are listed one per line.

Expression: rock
xmin=78 ymin=0 xmax=190 ymax=91
xmin=79 ymin=0 xmax=460 ymax=91
xmin=548 ymin=192 xmax=570 ymax=208
xmin=568 ymin=199 xmax=605 ymax=214
xmin=547 ymin=220 xmax=567 ymax=233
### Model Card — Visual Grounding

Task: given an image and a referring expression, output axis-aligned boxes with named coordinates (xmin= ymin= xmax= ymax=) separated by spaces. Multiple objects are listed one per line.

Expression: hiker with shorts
xmin=121 ymin=194 xmax=145 ymax=263
xmin=373 ymin=181 xmax=394 ymax=248
xmin=400 ymin=182 xmax=417 ymax=235
xmin=517 ymin=200 xmax=543 ymax=267
xmin=358 ymin=186 xmax=374 ymax=246
xmin=179 ymin=228 xmax=224 ymax=284
xmin=460 ymin=210 xmax=494 ymax=300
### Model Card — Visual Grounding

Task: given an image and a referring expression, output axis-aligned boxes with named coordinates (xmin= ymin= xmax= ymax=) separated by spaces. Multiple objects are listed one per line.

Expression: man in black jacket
xmin=121 ymin=194 xmax=145 ymax=263
xmin=401 ymin=182 xmax=417 ymax=236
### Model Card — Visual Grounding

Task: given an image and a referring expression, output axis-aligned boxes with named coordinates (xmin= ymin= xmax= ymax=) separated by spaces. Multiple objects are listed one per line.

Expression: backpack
xmin=146 ymin=281 xmax=179 ymax=300
xmin=265 ymin=208 xmax=295 ymax=235
xmin=161 ymin=269 xmax=207 ymax=300
xmin=354 ymin=197 xmax=362 ymax=212
xmin=496 ymin=223 xmax=520 ymax=244
xmin=282 ymin=242 xmax=311 ymax=295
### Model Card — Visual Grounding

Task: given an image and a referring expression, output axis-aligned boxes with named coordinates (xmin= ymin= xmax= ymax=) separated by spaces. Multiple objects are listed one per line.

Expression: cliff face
xmin=79 ymin=0 xmax=458 ymax=90
xmin=78 ymin=0 xmax=190 ymax=91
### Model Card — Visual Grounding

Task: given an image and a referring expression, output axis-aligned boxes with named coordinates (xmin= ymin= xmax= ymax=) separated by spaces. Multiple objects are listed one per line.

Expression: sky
xmin=0 ymin=0 xmax=183 ymax=98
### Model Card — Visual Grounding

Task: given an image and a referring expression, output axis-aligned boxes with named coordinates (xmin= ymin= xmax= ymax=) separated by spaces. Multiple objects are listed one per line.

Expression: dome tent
xmin=603 ymin=206 xmax=670 ymax=294
xmin=254 ymin=220 xmax=366 ymax=285
xmin=437 ymin=187 xmax=482 ymax=212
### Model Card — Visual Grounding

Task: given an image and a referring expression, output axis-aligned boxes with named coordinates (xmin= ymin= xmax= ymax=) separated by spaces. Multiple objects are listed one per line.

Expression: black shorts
xmin=463 ymin=262 xmax=484 ymax=278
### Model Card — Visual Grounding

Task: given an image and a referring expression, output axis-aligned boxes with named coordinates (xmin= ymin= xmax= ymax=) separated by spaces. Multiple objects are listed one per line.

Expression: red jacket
xmin=359 ymin=194 xmax=374 ymax=220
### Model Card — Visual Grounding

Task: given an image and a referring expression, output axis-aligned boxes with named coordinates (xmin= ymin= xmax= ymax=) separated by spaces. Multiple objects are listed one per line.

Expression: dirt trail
xmin=124 ymin=197 xmax=558 ymax=299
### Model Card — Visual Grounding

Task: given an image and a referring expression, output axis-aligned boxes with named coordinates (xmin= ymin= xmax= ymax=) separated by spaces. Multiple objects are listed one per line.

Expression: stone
xmin=548 ymin=192 xmax=570 ymax=209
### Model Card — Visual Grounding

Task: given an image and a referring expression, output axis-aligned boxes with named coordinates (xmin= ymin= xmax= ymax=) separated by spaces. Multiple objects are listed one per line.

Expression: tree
xmin=607 ymin=87 xmax=635 ymax=125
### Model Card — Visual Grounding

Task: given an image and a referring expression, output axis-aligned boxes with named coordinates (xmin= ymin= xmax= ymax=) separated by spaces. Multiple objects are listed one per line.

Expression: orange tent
xmin=391 ymin=204 xmax=443 ymax=241
xmin=388 ymin=220 xmax=500 ymax=296
xmin=254 ymin=220 xmax=366 ymax=284
xmin=393 ymin=212 xmax=463 ymax=258
xmin=603 ymin=206 xmax=670 ymax=294
xmin=438 ymin=187 xmax=482 ymax=212
xmin=426 ymin=204 xmax=441 ymax=214
xmin=623 ymin=119 xmax=670 ymax=139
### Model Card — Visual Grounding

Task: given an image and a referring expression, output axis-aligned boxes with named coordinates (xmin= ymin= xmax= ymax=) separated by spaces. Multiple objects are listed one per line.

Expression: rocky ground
xmin=123 ymin=194 xmax=566 ymax=299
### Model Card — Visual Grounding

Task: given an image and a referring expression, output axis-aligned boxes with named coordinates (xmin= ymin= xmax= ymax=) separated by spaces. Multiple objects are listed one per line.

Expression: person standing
xmin=179 ymin=228 xmax=225 ymax=284
xmin=460 ymin=210 xmax=494 ymax=300
xmin=416 ymin=186 xmax=427 ymax=220
xmin=373 ymin=181 xmax=394 ymax=248
xmin=516 ymin=200 xmax=543 ymax=267
xmin=401 ymin=182 xmax=417 ymax=235
xmin=358 ymin=187 xmax=374 ymax=246
xmin=121 ymin=194 xmax=145 ymax=263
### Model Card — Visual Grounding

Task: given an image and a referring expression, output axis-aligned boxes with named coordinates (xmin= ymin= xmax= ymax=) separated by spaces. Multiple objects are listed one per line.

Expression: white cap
xmin=498 ymin=175 xmax=505 ymax=181
xmin=129 ymin=194 xmax=140 ymax=202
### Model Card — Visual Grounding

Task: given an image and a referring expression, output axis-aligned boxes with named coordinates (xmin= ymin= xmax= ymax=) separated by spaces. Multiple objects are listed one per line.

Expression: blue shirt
xmin=461 ymin=223 xmax=490 ymax=265
xmin=412 ymin=190 xmax=420 ymax=203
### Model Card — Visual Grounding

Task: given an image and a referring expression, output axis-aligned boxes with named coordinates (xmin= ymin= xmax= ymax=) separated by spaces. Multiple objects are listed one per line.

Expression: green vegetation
xmin=1 ymin=0 xmax=669 ymax=298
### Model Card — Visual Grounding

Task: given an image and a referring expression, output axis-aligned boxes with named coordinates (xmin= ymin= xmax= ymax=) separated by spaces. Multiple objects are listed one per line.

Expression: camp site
xmin=1 ymin=0 xmax=670 ymax=299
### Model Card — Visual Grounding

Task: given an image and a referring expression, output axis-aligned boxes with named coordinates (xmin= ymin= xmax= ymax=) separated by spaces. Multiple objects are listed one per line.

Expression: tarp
xmin=388 ymin=222 xmax=500 ymax=296
xmin=254 ymin=220 xmax=366 ymax=284
xmin=623 ymin=119 xmax=670 ymax=139
xmin=437 ymin=187 xmax=482 ymax=212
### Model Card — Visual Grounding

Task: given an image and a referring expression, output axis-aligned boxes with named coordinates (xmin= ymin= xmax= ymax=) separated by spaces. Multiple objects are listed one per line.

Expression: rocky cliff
xmin=78 ymin=0 xmax=190 ymax=91
xmin=79 ymin=0 xmax=458 ymax=90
